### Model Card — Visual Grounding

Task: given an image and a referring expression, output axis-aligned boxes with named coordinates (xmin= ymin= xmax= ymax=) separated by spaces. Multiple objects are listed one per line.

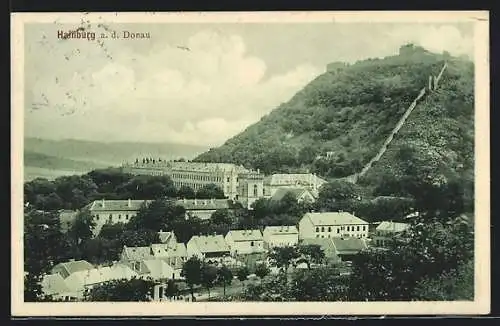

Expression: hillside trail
xmin=344 ymin=62 xmax=448 ymax=184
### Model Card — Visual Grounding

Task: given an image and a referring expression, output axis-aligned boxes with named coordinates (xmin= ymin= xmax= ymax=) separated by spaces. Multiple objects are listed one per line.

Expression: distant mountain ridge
xmin=24 ymin=137 xmax=209 ymax=166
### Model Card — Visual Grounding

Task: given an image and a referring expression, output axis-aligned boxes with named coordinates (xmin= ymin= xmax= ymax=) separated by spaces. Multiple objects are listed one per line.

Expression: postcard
xmin=11 ymin=11 xmax=490 ymax=316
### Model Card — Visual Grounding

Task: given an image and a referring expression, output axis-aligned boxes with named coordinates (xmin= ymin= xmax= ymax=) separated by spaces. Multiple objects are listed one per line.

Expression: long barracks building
xmin=121 ymin=160 xmax=257 ymax=200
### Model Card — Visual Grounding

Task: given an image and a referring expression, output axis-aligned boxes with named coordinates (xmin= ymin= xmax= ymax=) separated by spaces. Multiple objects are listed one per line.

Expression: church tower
xmin=237 ymin=170 xmax=264 ymax=210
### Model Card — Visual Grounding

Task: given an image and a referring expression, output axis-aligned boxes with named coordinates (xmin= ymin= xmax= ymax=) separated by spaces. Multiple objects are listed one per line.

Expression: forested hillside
xmin=194 ymin=44 xmax=474 ymax=187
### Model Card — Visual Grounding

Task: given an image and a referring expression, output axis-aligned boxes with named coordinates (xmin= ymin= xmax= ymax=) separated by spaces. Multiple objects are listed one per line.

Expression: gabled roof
xmin=301 ymin=238 xmax=336 ymax=253
xmin=42 ymin=273 xmax=72 ymax=295
xmin=270 ymin=187 xmax=311 ymax=202
xmin=89 ymin=199 xmax=151 ymax=212
xmin=189 ymin=234 xmax=230 ymax=253
xmin=122 ymin=246 xmax=154 ymax=261
xmin=376 ymin=221 xmax=410 ymax=233
xmin=263 ymin=225 xmax=299 ymax=235
xmin=151 ymin=242 xmax=187 ymax=258
xmin=227 ymin=229 xmax=263 ymax=242
xmin=142 ymin=259 xmax=174 ymax=279
xmin=331 ymin=237 xmax=368 ymax=254
xmin=51 ymin=260 xmax=94 ymax=277
xmin=303 ymin=212 xmax=368 ymax=226
xmin=176 ymin=199 xmax=230 ymax=210
xmin=64 ymin=264 xmax=138 ymax=292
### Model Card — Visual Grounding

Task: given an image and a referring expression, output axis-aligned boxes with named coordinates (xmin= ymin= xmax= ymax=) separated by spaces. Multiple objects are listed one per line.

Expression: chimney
xmin=102 ymin=198 xmax=105 ymax=208
xmin=128 ymin=198 xmax=132 ymax=208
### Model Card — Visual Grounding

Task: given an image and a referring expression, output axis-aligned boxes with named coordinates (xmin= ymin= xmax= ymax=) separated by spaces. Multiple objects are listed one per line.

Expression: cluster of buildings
xmin=44 ymin=209 xmax=410 ymax=301
xmin=121 ymin=160 xmax=327 ymax=209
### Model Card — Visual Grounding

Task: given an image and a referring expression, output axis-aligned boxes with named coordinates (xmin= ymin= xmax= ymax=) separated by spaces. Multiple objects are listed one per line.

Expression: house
xmin=270 ymin=187 xmax=316 ymax=204
xmin=372 ymin=221 xmax=410 ymax=247
xmin=262 ymin=225 xmax=299 ymax=249
xmin=120 ymin=246 xmax=155 ymax=263
xmin=300 ymin=238 xmax=341 ymax=265
xmin=224 ymin=229 xmax=265 ymax=255
xmin=175 ymin=198 xmax=231 ymax=220
xmin=237 ymin=171 xmax=264 ymax=210
xmin=87 ymin=198 xmax=151 ymax=235
xmin=331 ymin=237 xmax=368 ymax=261
xmin=51 ymin=260 xmax=94 ymax=279
xmin=186 ymin=234 xmax=230 ymax=260
xmin=41 ymin=273 xmax=74 ymax=301
xmin=138 ymin=259 xmax=182 ymax=281
xmin=151 ymin=242 xmax=188 ymax=267
xmin=63 ymin=264 xmax=138 ymax=300
xmin=298 ymin=212 xmax=369 ymax=240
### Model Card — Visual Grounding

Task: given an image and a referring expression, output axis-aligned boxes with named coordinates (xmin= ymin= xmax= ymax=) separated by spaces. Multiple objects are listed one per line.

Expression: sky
xmin=24 ymin=22 xmax=474 ymax=147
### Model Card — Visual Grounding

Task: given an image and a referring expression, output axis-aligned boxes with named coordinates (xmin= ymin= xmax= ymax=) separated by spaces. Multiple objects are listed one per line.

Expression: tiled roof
xmin=122 ymin=246 xmax=154 ymax=261
xmin=264 ymin=225 xmax=299 ymax=235
xmin=189 ymin=234 xmax=230 ymax=253
xmin=64 ymin=264 xmax=138 ymax=292
xmin=376 ymin=221 xmax=410 ymax=233
xmin=264 ymin=174 xmax=327 ymax=186
xmin=331 ymin=238 xmax=368 ymax=254
xmin=176 ymin=199 xmax=230 ymax=210
xmin=89 ymin=199 xmax=151 ymax=212
xmin=169 ymin=162 xmax=250 ymax=173
xmin=270 ymin=187 xmax=309 ymax=202
xmin=151 ymin=243 xmax=187 ymax=258
xmin=304 ymin=212 xmax=368 ymax=226
xmin=142 ymin=259 xmax=174 ymax=280
xmin=301 ymin=238 xmax=336 ymax=253
xmin=51 ymin=260 xmax=94 ymax=278
xmin=227 ymin=229 xmax=263 ymax=242
xmin=42 ymin=273 xmax=72 ymax=296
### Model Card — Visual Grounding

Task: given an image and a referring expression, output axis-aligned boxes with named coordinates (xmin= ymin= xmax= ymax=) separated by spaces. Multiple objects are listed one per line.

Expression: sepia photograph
xmin=11 ymin=11 xmax=489 ymax=316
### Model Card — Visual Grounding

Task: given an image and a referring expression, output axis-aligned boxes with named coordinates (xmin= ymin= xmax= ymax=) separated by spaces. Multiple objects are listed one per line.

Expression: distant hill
xmin=24 ymin=137 xmax=209 ymax=166
xmin=194 ymin=44 xmax=474 ymax=187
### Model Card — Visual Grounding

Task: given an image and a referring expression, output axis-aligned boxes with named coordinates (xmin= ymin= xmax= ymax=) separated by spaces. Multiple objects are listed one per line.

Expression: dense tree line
xmin=24 ymin=168 xmax=226 ymax=211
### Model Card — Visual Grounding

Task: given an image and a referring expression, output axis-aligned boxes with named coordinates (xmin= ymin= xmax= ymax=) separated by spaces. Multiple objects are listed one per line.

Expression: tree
xmin=69 ymin=208 xmax=96 ymax=245
xmin=177 ymin=185 xmax=196 ymax=199
xmin=201 ymin=264 xmax=218 ymax=299
xmin=297 ymin=244 xmax=325 ymax=269
xmin=196 ymin=184 xmax=226 ymax=199
xmin=217 ymin=266 xmax=233 ymax=298
xmin=291 ymin=267 xmax=350 ymax=301
xmin=255 ymin=263 xmax=270 ymax=284
xmin=211 ymin=209 xmax=233 ymax=225
xmin=164 ymin=279 xmax=179 ymax=300
xmin=181 ymin=257 xmax=203 ymax=301
xmin=24 ymin=210 xmax=72 ymax=301
xmin=86 ymin=278 xmax=155 ymax=301
xmin=315 ymin=180 xmax=359 ymax=212
xmin=237 ymin=267 xmax=250 ymax=292
xmin=268 ymin=246 xmax=300 ymax=274
xmin=129 ymin=199 xmax=185 ymax=232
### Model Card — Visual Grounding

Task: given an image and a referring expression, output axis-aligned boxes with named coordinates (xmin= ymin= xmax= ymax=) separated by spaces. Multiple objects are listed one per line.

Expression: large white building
xmin=263 ymin=173 xmax=327 ymax=198
xmin=299 ymin=212 xmax=369 ymax=240
xmin=122 ymin=161 xmax=258 ymax=200
xmin=87 ymin=199 xmax=151 ymax=235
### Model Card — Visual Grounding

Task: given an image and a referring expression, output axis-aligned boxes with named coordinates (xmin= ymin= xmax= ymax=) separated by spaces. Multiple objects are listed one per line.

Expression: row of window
xmin=315 ymin=225 xmax=366 ymax=233
xmin=316 ymin=234 xmax=367 ymax=239
xmin=94 ymin=214 xmax=133 ymax=222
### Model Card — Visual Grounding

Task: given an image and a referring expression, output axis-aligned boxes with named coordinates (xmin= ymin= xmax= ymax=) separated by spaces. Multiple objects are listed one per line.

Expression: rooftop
xmin=270 ymin=187 xmax=311 ymax=202
xmin=175 ymin=199 xmax=230 ymax=210
xmin=189 ymin=234 xmax=230 ymax=253
xmin=122 ymin=246 xmax=154 ymax=261
xmin=89 ymin=199 xmax=151 ymax=212
xmin=264 ymin=225 xmax=299 ymax=235
xmin=227 ymin=229 xmax=263 ymax=242
xmin=304 ymin=212 xmax=368 ymax=226
xmin=51 ymin=260 xmax=94 ymax=277
xmin=151 ymin=242 xmax=188 ymax=258
xmin=64 ymin=264 xmax=138 ymax=291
